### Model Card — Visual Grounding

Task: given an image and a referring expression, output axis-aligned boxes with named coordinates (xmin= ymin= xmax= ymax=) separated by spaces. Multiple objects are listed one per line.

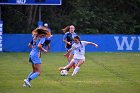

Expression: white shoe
xmin=71 ymin=73 xmax=76 ymax=77
xmin=24 ymin=79 xmax=31 ymax=87
xmin=23 ymin=83 xmax=28 ymax=87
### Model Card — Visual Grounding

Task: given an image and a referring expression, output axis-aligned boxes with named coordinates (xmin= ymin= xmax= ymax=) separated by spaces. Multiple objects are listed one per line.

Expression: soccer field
xmin=0 ymin=52 xmax=140 ymax=93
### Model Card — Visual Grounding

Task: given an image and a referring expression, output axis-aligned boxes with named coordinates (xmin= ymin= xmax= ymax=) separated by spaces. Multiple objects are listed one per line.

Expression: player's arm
xmin=38 ymin=44 xmax=47 ymax=54
xmin=28 ymin=40 xmax=33 ymax=48
xmin=38 ymin=38 xmax=47 ymax=54
xmin=87 ymin=42 xmax=98 ymax=48
xmin=63 ymin=33 xmax=71 ymax=45
xmin=28 ymin=43 xmax=32 ymax=48
xmin=63 ymin=39 xmax=71 ymax=45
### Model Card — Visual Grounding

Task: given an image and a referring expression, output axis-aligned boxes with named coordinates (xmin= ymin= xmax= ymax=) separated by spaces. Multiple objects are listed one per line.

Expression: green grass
xmin=0 ymin=52 xmax=140 ymax=93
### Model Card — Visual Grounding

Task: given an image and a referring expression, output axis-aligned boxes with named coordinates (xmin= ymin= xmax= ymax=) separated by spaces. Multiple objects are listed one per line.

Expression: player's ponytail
xmin=61 ymin=26 xmax=70 ymax=33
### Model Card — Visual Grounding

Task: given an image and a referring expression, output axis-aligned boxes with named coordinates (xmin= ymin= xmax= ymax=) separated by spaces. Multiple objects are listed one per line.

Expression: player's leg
xmin=27 ymin=56 xmax=35 ymax=77
xmin=66 ymin=48 xmax=71 ymax=64
xmin=24 ymin=56 xmax=41 ymax=87
xmin=68 ymin=53 xmax=75 ymax=69
xmin=68 ymin=53 xmax=73 ymax=62
xmin=67 ymin=56 xmax=70 ymax=64
xmin=72 ymin=59 xmax=84 ymax=76
xmin=28 ymin=64 xmax=41 ymax=82
xmin=24 ymin=64 xmax=41 ymax=87
xmin=26 ymin=64 xmax=35 ymax=79
xmin=23 ymin=57 xmax=34 ymax=87
xmin=59 ymin=61 xmax=75 ymax=71
xmin=23 ymin=64 xmax=34 ymax=87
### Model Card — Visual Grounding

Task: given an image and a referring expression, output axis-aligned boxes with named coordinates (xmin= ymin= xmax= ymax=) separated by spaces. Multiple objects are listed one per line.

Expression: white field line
xmin=45 ymin=80 xmax=140 ymax=84
xmin=105 ymin=52 xmax=140 ymax=56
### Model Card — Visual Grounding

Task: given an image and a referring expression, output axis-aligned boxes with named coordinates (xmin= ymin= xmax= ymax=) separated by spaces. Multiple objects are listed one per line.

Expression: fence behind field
xmin=2 ymin=34 xmax=140 ymax=52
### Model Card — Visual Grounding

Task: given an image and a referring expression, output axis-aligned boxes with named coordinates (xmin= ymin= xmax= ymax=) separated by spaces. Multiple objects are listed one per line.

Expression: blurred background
xmin=0 ymin=0 xmax=140 ymax=52
xmin=1 ymin=0 xmax=140 ymax=34
xmin=0 ymin=1 xmax=140 ymax=93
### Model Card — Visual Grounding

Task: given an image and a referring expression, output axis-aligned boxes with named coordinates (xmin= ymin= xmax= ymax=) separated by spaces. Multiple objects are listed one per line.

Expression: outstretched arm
xmin=87 ymin=42 xmax=98 ymax=48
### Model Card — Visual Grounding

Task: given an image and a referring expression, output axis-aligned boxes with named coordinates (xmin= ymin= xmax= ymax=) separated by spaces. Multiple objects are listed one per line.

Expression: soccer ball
xmin=60 ymin=70 xmax=68 ymax=76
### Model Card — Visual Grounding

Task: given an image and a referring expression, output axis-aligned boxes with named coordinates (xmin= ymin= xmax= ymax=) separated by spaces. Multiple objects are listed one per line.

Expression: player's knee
xmin=82 ymin=61 xmax=84 ymax=64
xmin=68 ymin=58 xmax=71 ymax=62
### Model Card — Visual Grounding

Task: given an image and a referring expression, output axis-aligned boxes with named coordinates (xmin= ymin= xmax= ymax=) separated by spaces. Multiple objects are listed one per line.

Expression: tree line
xmin=1 ymin=0 xmax=140 ymax=34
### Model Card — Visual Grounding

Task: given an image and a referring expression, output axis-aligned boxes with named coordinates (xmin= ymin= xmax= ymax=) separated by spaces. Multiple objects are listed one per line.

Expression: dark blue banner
xmin=2 ymin=34 xmax=140 ymax=52
xmin=0 ymin=20 xmax=2 ymax=52
xmin=0 ymin=0 xmax=61 ymax=5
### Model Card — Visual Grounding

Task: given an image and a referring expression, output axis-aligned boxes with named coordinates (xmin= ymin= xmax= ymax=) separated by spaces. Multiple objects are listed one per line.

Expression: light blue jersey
xmin=72 ymin=32 xmax=77 ymax=39
xmin=63 ymin=32 xmax=76 ymax=55
xmin=29 ymin=37 xmax=45 ymax=64
xmin=63 ymin=32 xmax=77 ymax=41
xmin=63 ymin=32 xmax=77 ymax=49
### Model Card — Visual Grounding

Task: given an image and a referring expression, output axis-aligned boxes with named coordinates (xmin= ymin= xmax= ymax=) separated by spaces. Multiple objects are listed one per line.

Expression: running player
xmin=29 ymin=23 xmax=52 ymax=57
xmin=23 ymin=29 xmax=47 ymax=87
xmin=62 ymin=25 xmax=77 ymax=67
xmin=59 ymin=35 xmax=98 ymax=76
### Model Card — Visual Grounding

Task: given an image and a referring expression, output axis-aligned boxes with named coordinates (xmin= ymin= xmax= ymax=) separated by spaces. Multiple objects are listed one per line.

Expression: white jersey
xmin=71 ymin=41 xmax=89 ymax=60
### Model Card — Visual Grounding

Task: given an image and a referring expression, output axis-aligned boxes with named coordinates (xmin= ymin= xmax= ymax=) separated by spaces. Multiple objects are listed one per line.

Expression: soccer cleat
xmin=71 ymin=73 xmax=76 ymax=77
xmin=23 ymin=83 xmax=28 ymax=87
xmin=24 ymin=79 xmax=31 ymax=87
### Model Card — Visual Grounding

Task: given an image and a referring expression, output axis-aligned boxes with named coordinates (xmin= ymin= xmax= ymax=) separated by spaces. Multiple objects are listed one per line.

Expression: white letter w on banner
xmin=114 ymin=36 xmax=136 ymax=50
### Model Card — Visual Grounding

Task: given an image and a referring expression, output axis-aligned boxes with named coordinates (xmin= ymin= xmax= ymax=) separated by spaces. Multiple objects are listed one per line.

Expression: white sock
xmin=72 ymin=66 xmax=80 ymax=76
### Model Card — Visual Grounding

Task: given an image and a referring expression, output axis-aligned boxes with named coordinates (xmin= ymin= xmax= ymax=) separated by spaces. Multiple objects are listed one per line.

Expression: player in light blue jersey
xmin=23 ymin=29 xmax=48 ymax=87
xmin=62 ymin=25 xmax=77 ymax=69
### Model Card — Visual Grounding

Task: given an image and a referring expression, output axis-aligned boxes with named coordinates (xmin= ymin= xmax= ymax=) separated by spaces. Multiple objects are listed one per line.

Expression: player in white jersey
xmin=59 ymin=35 xmax=98 ymax=76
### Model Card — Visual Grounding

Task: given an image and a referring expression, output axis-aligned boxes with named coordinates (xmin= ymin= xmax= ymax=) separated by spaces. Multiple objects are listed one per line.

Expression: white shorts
xmin=71 ymin=58 xmax=85 ymax=64
xmin=73 ymin=54 xmax=85 ymax=60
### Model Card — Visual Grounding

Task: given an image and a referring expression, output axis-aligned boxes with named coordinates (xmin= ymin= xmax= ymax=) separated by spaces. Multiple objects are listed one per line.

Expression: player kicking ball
xmin=59 ymin=35 xmax=98 ymax=76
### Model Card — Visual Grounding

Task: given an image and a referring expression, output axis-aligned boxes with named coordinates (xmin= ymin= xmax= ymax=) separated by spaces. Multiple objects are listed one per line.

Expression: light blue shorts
xmin=29 ymin=55 xmax=41 ymax=64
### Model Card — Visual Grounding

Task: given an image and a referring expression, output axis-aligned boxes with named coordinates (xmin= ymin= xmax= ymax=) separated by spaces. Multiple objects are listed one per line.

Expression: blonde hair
xmin=32 ymin=27 xmax=51 ymax=37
